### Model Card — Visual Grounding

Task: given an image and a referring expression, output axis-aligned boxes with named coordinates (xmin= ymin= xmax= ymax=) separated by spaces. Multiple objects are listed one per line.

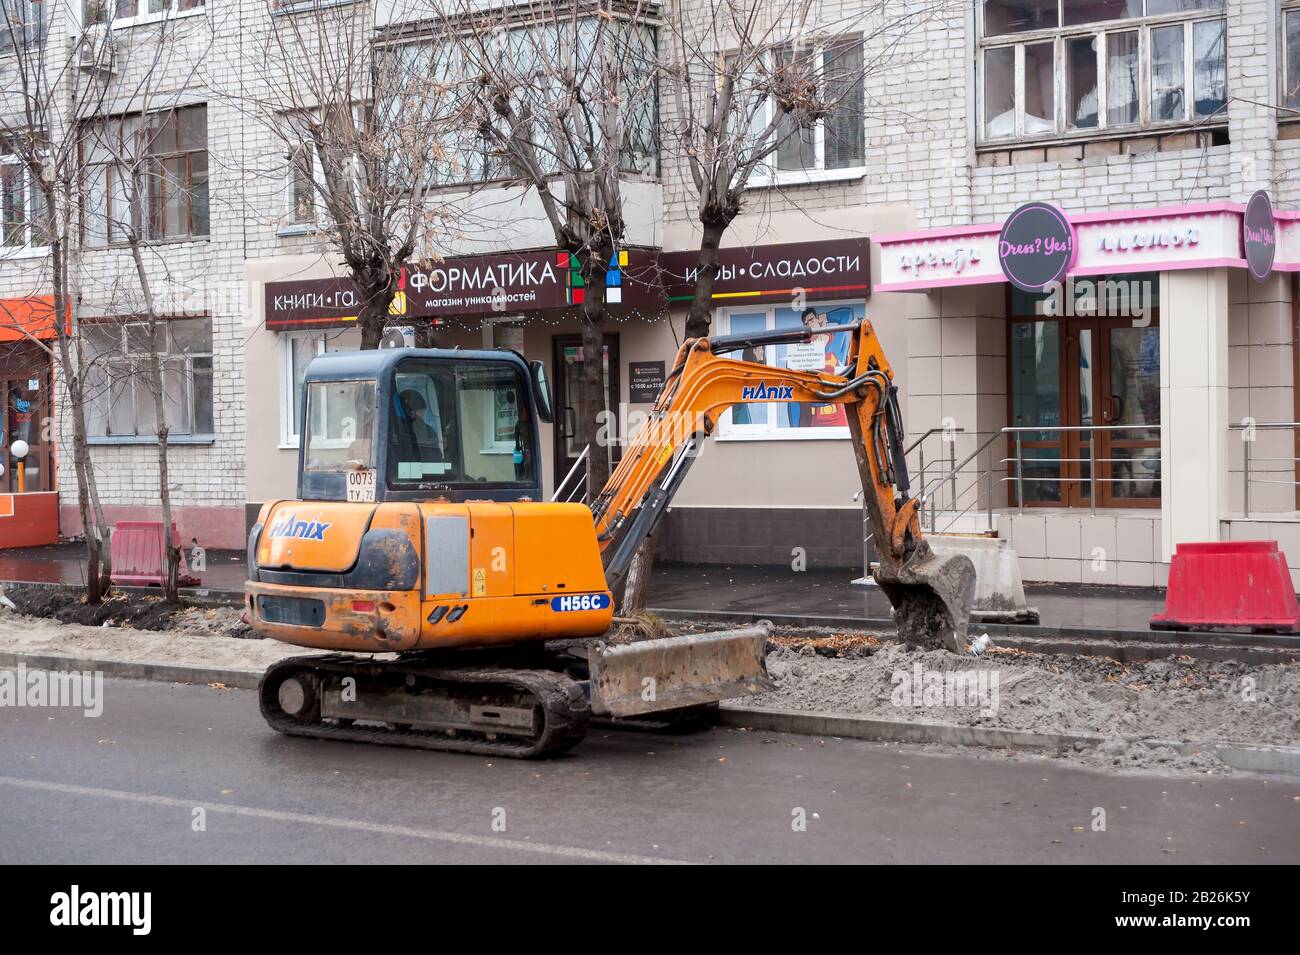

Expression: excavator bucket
xmin=587 ymin=623 xmax=775 ymax=718
xmin=874 ymin=542 xmax=978 ymax=654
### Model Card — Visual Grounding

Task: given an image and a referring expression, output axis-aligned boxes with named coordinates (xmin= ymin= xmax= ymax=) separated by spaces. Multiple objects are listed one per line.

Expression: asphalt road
xmin=1 ymin=678 xmax=1296 ymax=864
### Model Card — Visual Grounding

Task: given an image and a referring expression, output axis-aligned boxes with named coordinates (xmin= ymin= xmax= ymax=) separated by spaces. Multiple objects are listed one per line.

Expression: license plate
xmin=346 ymin=468 xmax=376 ymax=502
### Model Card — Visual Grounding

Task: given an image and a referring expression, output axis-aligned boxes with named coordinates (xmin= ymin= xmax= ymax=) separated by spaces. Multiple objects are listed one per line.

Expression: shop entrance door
xmin=2 ymin=369 xmax=53 ymax=493
xmin=552 ymin=334 xmax=619 ymax=498
xmin=1011 ymin=312 xmax=1160 ymax=508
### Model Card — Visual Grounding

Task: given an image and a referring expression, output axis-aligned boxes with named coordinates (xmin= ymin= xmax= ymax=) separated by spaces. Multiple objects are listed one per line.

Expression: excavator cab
xmin=295 ymin=349 xmax=553 ymax=506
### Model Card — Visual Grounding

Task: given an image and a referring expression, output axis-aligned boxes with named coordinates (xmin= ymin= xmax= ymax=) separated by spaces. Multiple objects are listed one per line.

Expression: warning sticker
xmin=472 ymin=567 xmax=487 ymax=597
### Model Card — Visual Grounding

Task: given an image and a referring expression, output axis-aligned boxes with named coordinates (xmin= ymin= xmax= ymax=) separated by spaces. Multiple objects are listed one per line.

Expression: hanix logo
xmin=268 ymin=512 xmax=331 ymax=541
xmin=741 ymin=382 xmax=794 ymax=401
xmin=50 ymin=886 xmax=151 ymax=936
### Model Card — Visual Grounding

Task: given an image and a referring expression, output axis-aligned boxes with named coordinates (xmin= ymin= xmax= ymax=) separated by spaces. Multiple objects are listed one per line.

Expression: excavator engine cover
xmin=874 ymin=541 xmax=977 ymax=654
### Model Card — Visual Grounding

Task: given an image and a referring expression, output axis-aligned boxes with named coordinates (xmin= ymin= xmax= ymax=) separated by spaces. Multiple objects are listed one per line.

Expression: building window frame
xmin=82 ymin=0 xmax=206 ymax=29
xmin=81 ymin=104 xmax=210 ymax=248
xmin=713 ymin=299 xmax=865 ymax=442
xmin=977 ymin=1 xmax=1228 ymax=145
xmin=0 ymin=0 xmax=47 ymax=57
xmin=745 ymin=35 xmax=867 ymax=188
xmin=0 ymin=146 xmax=50 ymax=257
xmin=84 ymin=316 xmax=215 ymax=443
xmin=1282 ymin=1 xmax=1300 ymax=117
xmin=278 ymin=331 xmax=329 ymax=448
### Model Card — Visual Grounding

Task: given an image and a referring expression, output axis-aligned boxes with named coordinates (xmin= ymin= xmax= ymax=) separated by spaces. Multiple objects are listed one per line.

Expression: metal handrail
xmin=1227 ymin=421 xmax=1300 ymax=517
xmin=551 ymin=444 xmax=590 ymax=504
xmin=914 ymin=423 xmax=1163 ymax=532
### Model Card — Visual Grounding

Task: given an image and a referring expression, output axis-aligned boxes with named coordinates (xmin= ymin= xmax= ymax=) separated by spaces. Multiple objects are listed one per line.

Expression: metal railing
xmin=551 ymin=444 xmax=590 ymax=504
xmin=1228 ymin=421 xmax=1300 ymax=517
xmin=872 ymin=423 xmax=1163 ymax=543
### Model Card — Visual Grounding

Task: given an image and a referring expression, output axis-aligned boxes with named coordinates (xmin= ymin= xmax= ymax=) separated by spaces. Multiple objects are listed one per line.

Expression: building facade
xmin=6 ymin=0 xmax=1300 ymax=590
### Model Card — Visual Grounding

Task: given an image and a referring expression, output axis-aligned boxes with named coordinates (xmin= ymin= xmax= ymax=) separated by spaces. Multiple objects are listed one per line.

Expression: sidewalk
xmin=647 ymin=563 xmax=1169 ymax=635
xmin=0 ymin=542 xmax=1169 ymax=635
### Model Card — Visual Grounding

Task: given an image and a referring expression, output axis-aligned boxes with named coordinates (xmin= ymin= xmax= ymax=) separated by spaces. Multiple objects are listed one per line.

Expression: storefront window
xmin=717 ymin=301 xmax=865 ymax=439
xmin=1007 ymin=275 xmax=1160 ymax=508
xmin=979 ymin=1 xmax=1226 ymax=142
xmin=279 ymin=332 xmax=348 ymax=446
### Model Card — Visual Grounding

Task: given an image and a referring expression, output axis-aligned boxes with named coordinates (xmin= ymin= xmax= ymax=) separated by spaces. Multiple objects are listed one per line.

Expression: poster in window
xmin=494 ymin=388 xmax=519 ymax=445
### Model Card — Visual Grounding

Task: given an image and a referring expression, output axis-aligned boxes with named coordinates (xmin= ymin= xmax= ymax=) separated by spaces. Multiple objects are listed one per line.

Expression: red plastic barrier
xmin=1151 ymin=540 xmax=1300 ymax=633
xmin=110 ymin=521 xmax=201 ymax=588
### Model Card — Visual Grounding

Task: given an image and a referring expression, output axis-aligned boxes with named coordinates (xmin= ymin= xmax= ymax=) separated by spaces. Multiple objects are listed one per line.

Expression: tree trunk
xmin=413 ymin=320 xmax=440 ymax=348
xmin=618 ymin=533 xmax=658 ymax=613
xmin=578 ymin=252 xmax=612 ymax=498
xmin=356 ymin=291 xmax=395 ymax=356
xmin=51 ymin=237 xmax=110 ymax=604
xmin=54 ymin=332 xmax=105 ymax=604
xmin=128 ymin=241 xmax=181 ymax=604
xmin=683 ymin=218 xmax=728 ymax=340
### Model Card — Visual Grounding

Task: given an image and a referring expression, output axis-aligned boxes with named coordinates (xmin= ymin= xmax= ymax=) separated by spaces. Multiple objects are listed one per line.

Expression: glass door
xmin=1098 ymin=322 xmax=1161 ymax=506
xmin=1009 ymin=306 xmax=1160 ymax=508
xmin=551 ymin=334 xmax=620 ymax=492
xmin=1063 ymin=320 xmax=1096 ymax=508
xmin=3 ymin=372 xmax=52 ymax=493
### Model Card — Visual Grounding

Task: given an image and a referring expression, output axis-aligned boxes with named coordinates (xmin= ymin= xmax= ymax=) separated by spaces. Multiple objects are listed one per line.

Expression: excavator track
xmin=259 ymin=654 xmax=590 ymax=759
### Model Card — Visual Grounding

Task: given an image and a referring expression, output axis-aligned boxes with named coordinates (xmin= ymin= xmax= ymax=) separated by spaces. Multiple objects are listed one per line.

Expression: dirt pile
xmin=2 ymin=585 xmax=181 ymax=630
xmin=752 ymin=636 xmax=1300 ymax=768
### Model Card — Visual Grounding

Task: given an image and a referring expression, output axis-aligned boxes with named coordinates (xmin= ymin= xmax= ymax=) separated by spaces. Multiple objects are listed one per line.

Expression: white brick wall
xmin=1 ymin=0 xmax=1296 ymax=529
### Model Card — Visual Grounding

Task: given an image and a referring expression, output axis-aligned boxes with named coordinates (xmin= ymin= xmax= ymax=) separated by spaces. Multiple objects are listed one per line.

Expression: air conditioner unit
xmin=379 ymin=326 xmax=416 ymax=349
xmin=78 ymin=24 xmax=117 ymax=76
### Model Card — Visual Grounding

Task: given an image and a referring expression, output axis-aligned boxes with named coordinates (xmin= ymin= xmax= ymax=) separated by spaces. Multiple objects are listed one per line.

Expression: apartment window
xmin=979 ymin=0 xmax=1227 ymax=142
xmin=84 ymin=318 xmax=215 ymax=439
xmin=283 ymin=114 xmax=320 ymax=226
xmin=279 ymin=332 xmax=346 ymax=445
xmin=715 ymin=301 xmax=865 ymax=440
xmin=1284 ymin=2 xmax=1300 ymax=111
xmin=430 ymin=18 xmax=658 ymax=184
xmin=83 ymin=0 xmax=204 ymax=26
xmin=83 ymin=105 xmax=209 ymax=246
xmin=0 ymin=0 xmax=45 ymax=55
xmin=752 ymin=37 xmax=866 ymax=182
xmin=0 ymin=146 xmax=49 ymax=251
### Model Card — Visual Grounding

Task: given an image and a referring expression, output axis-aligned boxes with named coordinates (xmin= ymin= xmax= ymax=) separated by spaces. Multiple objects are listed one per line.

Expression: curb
xmin=651 ymin=607 xmax=1300 ymax=665
xmin=2 ymin=647 xmax=1296 ymax=775
xmin=716 ymin=705 xmax=1300 ymax=775
xmin=0 ymin=651 xmax=264 ymax=691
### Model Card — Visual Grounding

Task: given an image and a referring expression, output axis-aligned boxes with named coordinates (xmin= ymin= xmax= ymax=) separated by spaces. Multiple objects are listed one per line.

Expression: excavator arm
xmin=591 ymin=318 xmax=976 ymax=653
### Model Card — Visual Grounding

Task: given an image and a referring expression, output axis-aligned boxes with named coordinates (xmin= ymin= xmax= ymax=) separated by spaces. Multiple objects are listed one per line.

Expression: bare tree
xmin=234 ymin=0 xmax=474 ymax=349
xmin=432 ymin=0 xmax=659 ymax=494
xmin=0 ymin=0 xmax=126 ymax=602
xmin=662 ymin=0 xmax=946 ymax=337
xmin=78 ymin=16 xmax=214 ymax=605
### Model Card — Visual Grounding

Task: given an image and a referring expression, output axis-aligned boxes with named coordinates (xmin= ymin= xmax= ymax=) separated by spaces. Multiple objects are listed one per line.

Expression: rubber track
xmin=260 ymin=654 xmax=590 ymax=759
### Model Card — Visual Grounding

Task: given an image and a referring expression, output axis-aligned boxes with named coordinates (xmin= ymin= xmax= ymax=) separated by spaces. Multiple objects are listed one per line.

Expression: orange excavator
xmin=246 ymin=318 xmax=975 ymax=757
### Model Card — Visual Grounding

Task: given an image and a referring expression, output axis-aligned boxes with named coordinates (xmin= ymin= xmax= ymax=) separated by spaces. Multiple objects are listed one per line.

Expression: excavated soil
xmin=748 ymin=627 xmax=1300 ymax=773
xmin=2 ymin=584 xmax=255 ymax=637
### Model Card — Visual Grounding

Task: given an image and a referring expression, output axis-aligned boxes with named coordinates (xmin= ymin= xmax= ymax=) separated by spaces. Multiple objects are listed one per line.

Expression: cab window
xmin=388 ymin=360 xmax=534 ymax=487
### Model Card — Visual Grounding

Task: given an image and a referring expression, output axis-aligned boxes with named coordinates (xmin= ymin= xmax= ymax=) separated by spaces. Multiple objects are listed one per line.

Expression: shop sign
xmin=1243 ymin=191 xmax=1276 ymax=282
xmin=629 ymin=361 xmax=666 ymax=403
xmin=657 ymin=239 xmax=870 ymax=305
xmin=265 ymin=250 xmax=657 ymax=330
xmin=998 ymin=202 xmax=1076 ymax=292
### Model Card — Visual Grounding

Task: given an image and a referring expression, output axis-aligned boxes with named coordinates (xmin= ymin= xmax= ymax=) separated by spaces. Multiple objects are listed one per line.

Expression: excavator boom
xmin=590 ymin=318 xmax=976 ymax=652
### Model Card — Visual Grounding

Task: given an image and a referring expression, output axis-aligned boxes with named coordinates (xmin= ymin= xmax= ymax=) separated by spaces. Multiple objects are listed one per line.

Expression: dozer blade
xmin=588 ymin=623 xmax=775 ymax=718
xmin=874 ymin=542 xmax=977 ymax=654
